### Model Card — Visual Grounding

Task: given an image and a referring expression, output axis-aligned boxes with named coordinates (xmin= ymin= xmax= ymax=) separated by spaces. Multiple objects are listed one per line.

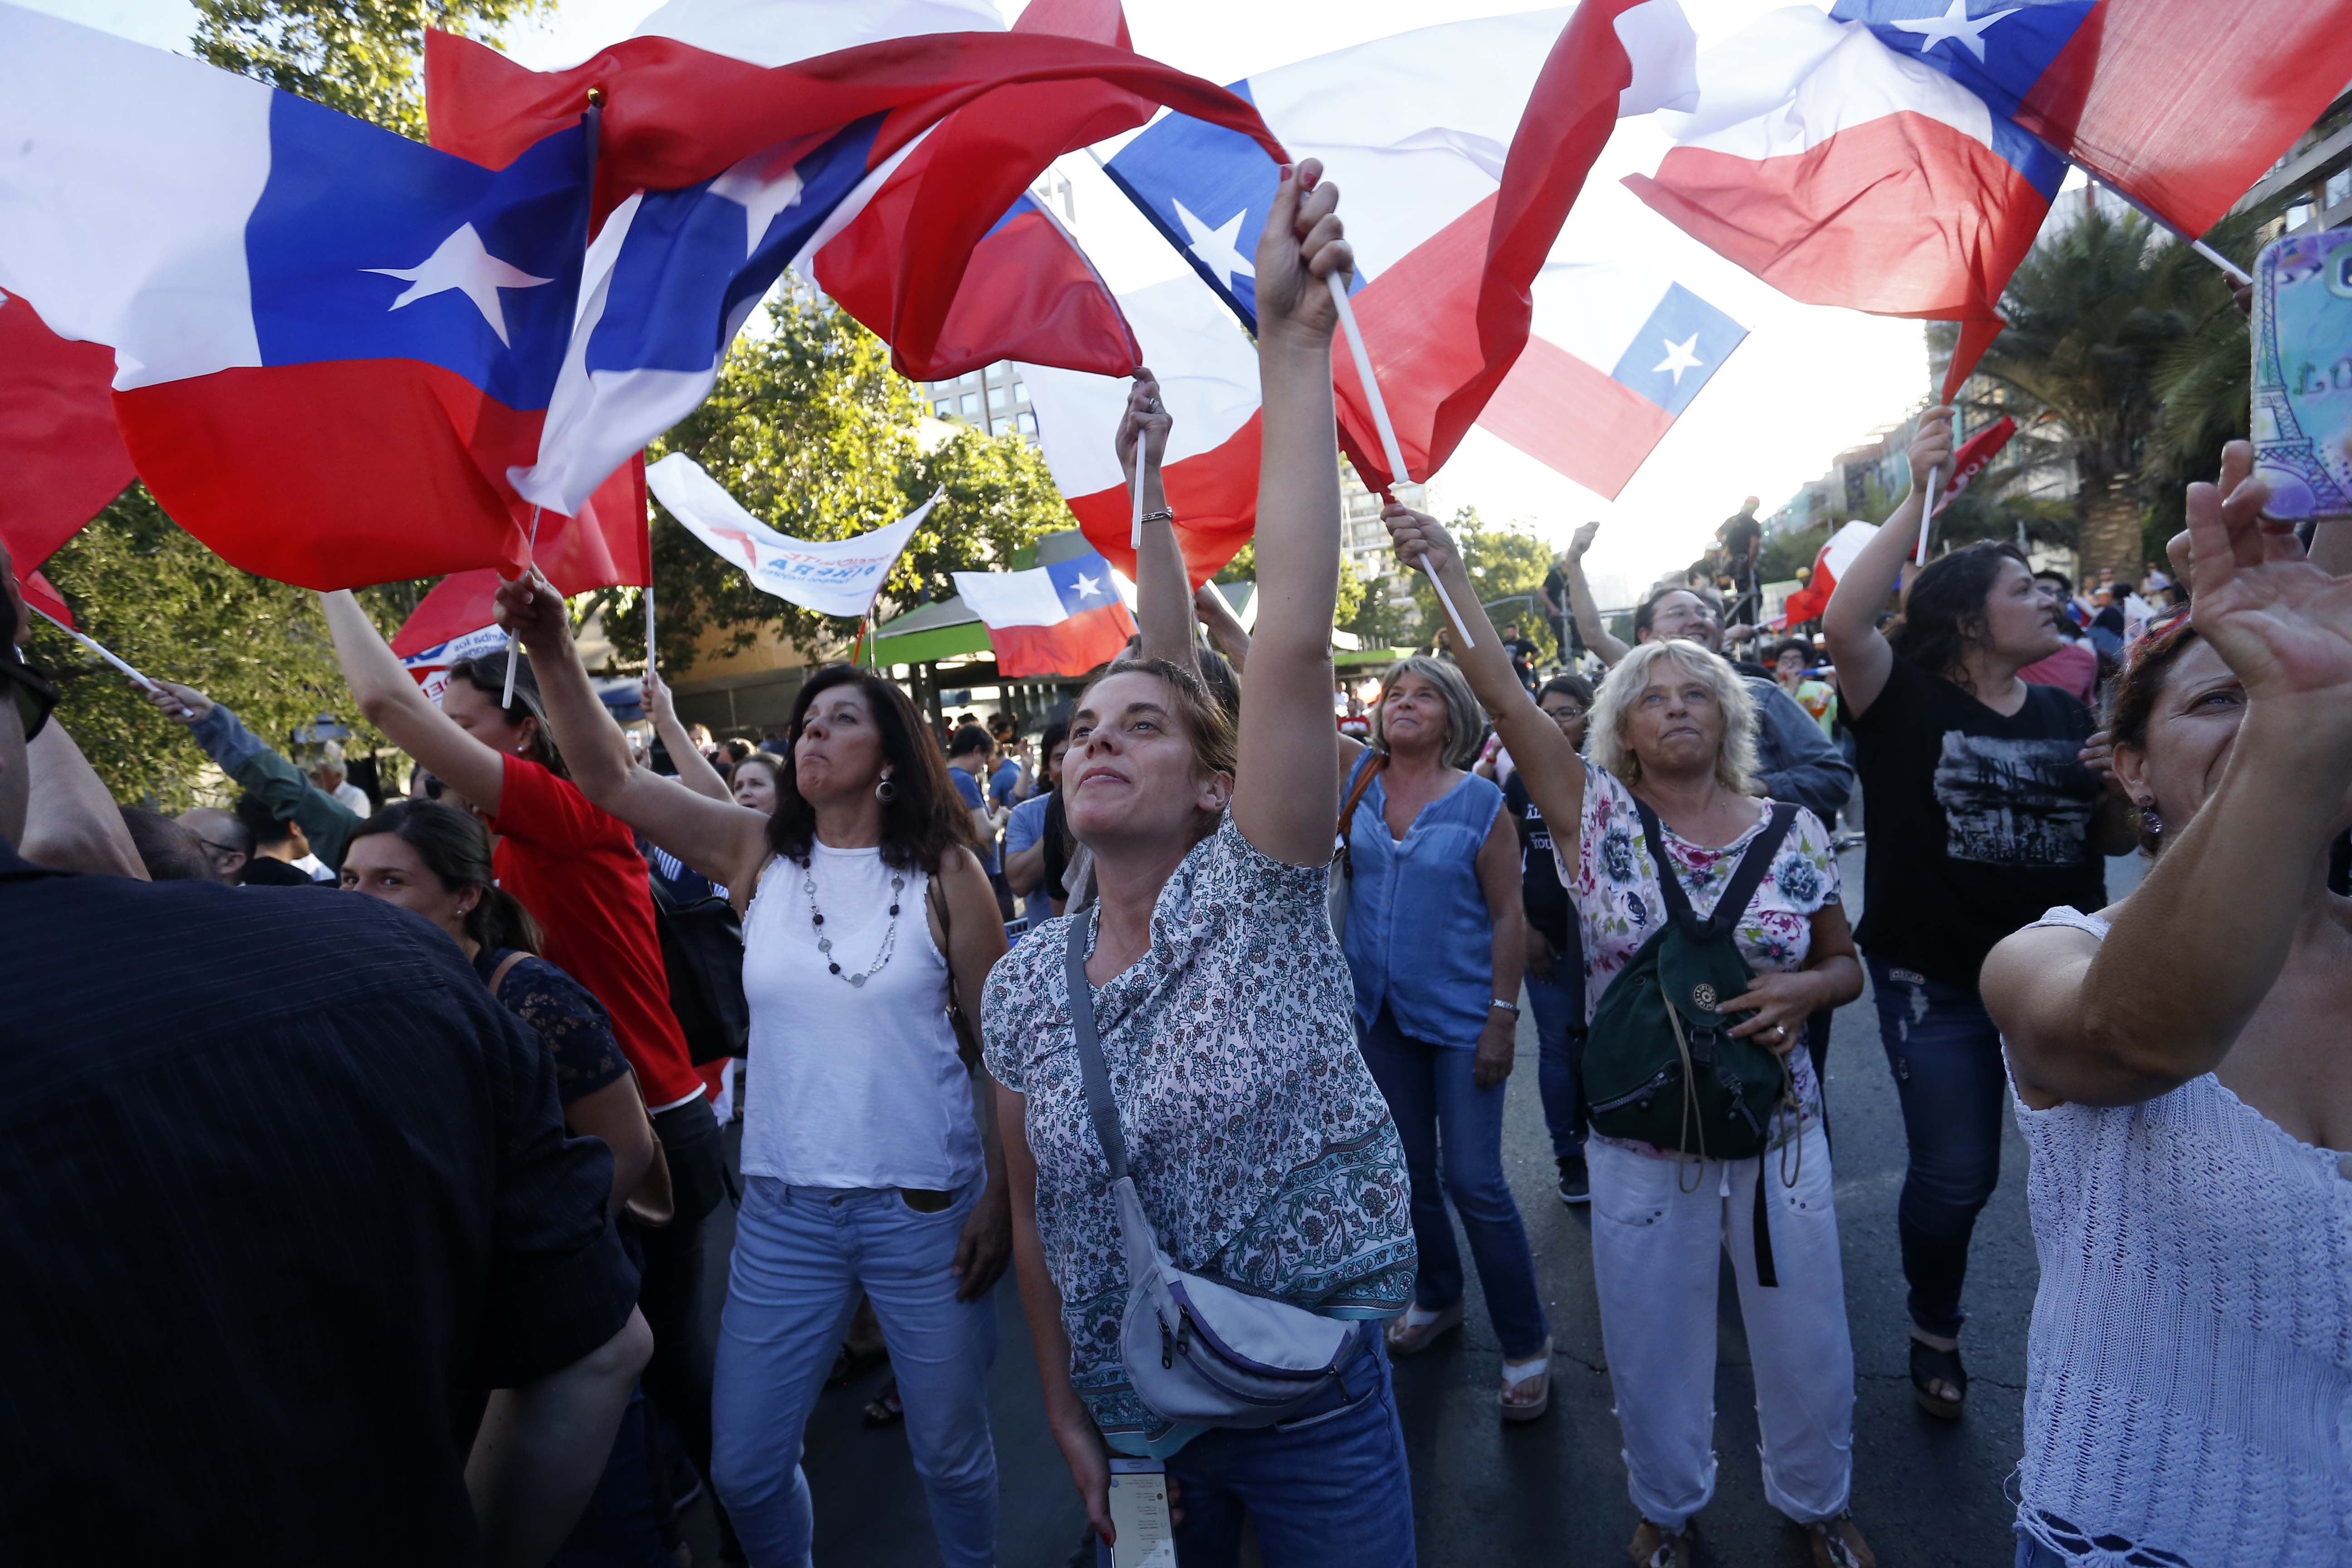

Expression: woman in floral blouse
xmin=982 ymin=167 xmax=1418 ymax=1568
xmin=1385 ymin=510 xmax=1872 ymax=1568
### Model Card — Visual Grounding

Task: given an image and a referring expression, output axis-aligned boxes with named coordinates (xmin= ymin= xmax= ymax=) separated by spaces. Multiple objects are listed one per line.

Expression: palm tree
xmin=1935 ymin=207 xmax=2241 ymax=579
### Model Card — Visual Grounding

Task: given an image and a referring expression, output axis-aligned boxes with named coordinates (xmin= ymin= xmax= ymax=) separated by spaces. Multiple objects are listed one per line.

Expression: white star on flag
xmin=1173 ymin=200 xmax=1254 ymax=289
xmin=1653 ymin=334 xmax=1703 ymax=384
xmin=709 ymin=155 xmax=805 ymax=260
xmin=1070 ymin=571 xmax=1104 ymax=600
xmin=1891 ymin=0 xmax=2018 ymax=63
xmin=363 ymin=223 xmax=552 ymax=348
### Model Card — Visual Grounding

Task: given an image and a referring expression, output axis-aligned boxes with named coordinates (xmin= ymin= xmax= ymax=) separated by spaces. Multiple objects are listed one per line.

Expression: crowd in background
xmin=4 ymin=168 xmax=2349 ymax=1568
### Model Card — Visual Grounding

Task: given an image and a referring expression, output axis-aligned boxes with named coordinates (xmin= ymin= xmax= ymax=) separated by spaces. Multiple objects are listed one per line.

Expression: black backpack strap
xmin=1634 ymin=798 xmax=1799 ymax=940
xmin=1064 ymin=915 xmax=1129 ymax=1182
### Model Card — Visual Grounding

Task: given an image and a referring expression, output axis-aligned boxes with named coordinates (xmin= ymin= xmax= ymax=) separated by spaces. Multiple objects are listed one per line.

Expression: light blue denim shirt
xmin=1342 ymin=752 xmax=1504 ymax=1048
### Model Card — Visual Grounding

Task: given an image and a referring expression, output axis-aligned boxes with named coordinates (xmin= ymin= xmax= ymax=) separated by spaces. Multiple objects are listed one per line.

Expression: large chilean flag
xmin=0 ymin=2 xmax=598 ymax=590
xmin=0 ymin=289 xmax=134 ymax=579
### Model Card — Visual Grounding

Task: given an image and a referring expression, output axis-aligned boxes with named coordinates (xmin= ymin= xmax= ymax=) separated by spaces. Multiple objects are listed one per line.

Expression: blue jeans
xmin=1865 ymin=956 xmax=2008 ymax=1339
xmin=1098 ymin=1331 xmax=1416 ymax=1568
xmin=1357 ymin=1007 xmax=1549 ymax=1358
xmin=1524 ymin=969 xmax=1587 ymax=1160
xmin=710 ymin=1178 xmax=997 ymax=1568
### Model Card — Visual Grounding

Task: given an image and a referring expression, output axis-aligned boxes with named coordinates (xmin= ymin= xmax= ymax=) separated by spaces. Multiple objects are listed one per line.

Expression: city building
xmin=1340 ymin=458 xmax=1432 ymax=582
xmin=2235 ymin=89 xmax=2352 ymax=241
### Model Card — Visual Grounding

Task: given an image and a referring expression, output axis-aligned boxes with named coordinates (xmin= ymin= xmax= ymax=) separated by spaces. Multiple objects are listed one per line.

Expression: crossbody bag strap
xmin=1333 ymin=749 xmax=1386 ymax=875
xmin=1063 ymin=915 xmax=1129 ymax=1181
xmin=1634 ymin=798 xmax=1799 ymax=939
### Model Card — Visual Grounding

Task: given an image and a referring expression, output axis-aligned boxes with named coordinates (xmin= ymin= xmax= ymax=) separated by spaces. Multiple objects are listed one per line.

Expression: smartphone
xmin=1106 ymin=1459 xmax=1178 ymax=1568
xmin=2251 ymin=227 xmax=2352 ymax=519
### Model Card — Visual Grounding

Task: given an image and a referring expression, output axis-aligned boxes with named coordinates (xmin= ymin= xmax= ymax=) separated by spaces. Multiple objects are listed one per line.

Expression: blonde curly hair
xmin=1587 ymin=640 xmax=1759 ymax=795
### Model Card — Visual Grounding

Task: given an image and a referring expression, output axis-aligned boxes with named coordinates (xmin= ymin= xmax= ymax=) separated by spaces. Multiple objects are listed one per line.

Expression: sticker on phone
xmin=2252 ymin=228 xmax=2352 ymax=519
xmin=1107 ymin=1459 xmax=1177 ymax=1568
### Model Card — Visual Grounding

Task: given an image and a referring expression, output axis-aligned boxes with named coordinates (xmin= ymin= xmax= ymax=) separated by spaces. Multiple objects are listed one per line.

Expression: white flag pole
xmin=1130 ymin=461 xmax=1146 ymax=552
xmin=644 ymin=576 xmax=656 ymax=675
xmin=1915 ymin=465 xmax=1944 ymax=567
xmin=32 ymin=607 xmax=159 ymax=692
xmin=503 ymin=504 xmax=542 ymax=708
xmin=2082 ymin=173 xmax=2251 ymax=286
xmin=1325 ymin=272 xmax=1474 ymax=649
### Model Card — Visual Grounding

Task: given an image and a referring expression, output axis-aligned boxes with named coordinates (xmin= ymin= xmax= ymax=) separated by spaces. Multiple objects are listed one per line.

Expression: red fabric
xmin=424 ymin=28 xmax=1279 ymax=380
xmin=1933 ymin=415 xmax=2018 ymax=517
xmin=985 ymin=600 xmax=1134 ymax=677
xmin=812 ymin=0 xmax=1145 ymax=378
xmin=1443 ymin=318 xmax=1673 ymax=503
xmin=113 ymin=360 xmax=643 ymax=593
xmin=393 ymin=459 xmax=648 ymax=657
xmin=0 ymin=294 xmax=134 ymax=575
xmin=2016 ymin=0 xmax=2352 ymax=238
xmin=1071 ymin=412 xmax=1262 ymax=583
xmin=1627 ymin=116 xmax=2048 ymax=324
xmin=23 ymin=571 xmax=72 ymax=629
xmin=2020 ymin=640 xmax=2097 ymax=706
xmin=488 ymin=754 xmax=703 ymax=1105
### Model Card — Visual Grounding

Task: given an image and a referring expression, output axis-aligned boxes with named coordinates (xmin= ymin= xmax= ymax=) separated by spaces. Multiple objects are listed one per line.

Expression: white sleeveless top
xmin=739 ymin=844 xmax=982 ymax=1191
xmin=2007 ymin=907 xmax=2352 ymax=1568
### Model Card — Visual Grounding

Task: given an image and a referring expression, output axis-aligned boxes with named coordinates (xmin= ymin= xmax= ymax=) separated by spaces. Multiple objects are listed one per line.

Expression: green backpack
xmin=1584 ymin=799 xmax=1799 ymax=1166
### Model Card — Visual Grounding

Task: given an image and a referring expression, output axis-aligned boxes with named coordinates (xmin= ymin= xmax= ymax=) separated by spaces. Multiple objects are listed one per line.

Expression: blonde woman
xmin=1387 ymin=508 xmax=1872 ymax=1568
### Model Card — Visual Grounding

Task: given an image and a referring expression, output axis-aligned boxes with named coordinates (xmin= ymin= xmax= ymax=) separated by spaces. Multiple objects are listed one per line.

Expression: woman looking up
xmin=984 ymin=164 xmax=1418 ymax=1568
xmin=1819 ymin=411 xmax=2135 ymax=1420
xmin=484 ymin=581 xmax=1012 ymax=1568
xmin=1339 ymin=654 xmax=1552 ymax=1419
xmin=317 ymin=596 xmax=730 ymax=1531
xmin=1386 ymin=507 xmax=1873 ymax=1568
xmin=1984 ymin=452 xmax=2352 ymax=1568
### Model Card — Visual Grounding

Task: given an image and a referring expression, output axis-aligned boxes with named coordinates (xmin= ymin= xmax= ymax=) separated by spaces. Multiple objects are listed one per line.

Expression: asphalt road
xmin=695 ymin=843 xmax=2146 ymax=1567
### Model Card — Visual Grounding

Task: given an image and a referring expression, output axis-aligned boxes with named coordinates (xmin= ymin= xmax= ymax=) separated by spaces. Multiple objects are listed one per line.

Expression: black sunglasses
xmin=1 ymin=652 xmax=58 ymax=743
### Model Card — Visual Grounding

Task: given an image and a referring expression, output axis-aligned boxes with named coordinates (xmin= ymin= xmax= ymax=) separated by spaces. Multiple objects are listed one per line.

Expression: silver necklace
xmin=804 ymin=863 xmax=906 ymax=987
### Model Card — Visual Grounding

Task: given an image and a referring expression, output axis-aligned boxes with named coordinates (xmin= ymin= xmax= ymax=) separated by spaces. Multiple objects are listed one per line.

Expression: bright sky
xmin=32 ymin=0 xmax=1931 ymax=593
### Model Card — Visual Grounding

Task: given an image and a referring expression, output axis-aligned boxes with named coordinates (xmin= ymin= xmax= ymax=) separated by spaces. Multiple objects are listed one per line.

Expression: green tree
xmin=1934 ymin=208 xmax=2249 ymax=580
xmin=643 ymin=289 xmax=1070 ymax=671
xmin=1214 ymin=542 xmax=1365 ymax=637
xmin=1402 ymin=508 xmax=1552 ymax=643
xmin=193 ymin=0 xmax=548 ymax=140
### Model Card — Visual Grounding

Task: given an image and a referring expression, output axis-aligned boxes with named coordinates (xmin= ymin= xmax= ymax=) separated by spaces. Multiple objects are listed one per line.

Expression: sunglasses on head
xmin=1 ymin=650 xmax=57 ymax=743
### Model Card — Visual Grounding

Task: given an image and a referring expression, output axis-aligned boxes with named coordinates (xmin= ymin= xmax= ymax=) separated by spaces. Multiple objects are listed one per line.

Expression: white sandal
xmin=1384 ymin=1298 xmax=1463 ymax=1355
xmin=1499 ymin=1336 xmax=1552 ymax=1421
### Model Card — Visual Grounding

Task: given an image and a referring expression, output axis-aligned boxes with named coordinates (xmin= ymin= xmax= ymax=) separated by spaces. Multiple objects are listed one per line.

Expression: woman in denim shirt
xmin=1341 ymin=655 xmax=1553 ymax=1420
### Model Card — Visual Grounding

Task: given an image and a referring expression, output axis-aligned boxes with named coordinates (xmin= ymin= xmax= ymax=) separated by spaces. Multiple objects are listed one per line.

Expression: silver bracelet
xmin=1489 ymin=998 xmax=1520 ymax=1016
xmin=1138 ymin=507 xmax=1176 ymax=525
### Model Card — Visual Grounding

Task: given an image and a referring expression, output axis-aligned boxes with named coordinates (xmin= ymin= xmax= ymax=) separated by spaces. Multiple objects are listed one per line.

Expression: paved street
xmin=703 ymin=844 xmax=2144 ymax=1567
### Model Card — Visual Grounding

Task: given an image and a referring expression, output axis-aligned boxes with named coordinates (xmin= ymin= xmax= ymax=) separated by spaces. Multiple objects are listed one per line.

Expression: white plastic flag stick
xmin=1130 ymin=461 xmax=1146 ymax=552
xmin=1915 ymin=465 xmax=1944 ymax=566
xmin=33 ymin=606 xmax=159 ymax=692
xmin=2083 ymin=174 xmax=2251 ymax=286
xmin=645 ymin=576 xmax=656 ymax=674
xmin=503 ymin=505 xmax=543 ymax=707
xmin=1325 ymin=272 xmax=1474 ymax=649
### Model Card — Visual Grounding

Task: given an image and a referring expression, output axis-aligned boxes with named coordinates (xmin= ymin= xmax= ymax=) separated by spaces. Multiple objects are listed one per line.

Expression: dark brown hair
xmin=346 ymin=799 xmax=543 ymax=953
xmin=445 ymin=652 xmax=570 ymax=779
xmin=768 ymin=664 xmax=978 ymax=875
xmin=1076 ymin=657 xmax=1240 ymax=846
xmin=1888 ymin=541 xmax=2031 ymax=693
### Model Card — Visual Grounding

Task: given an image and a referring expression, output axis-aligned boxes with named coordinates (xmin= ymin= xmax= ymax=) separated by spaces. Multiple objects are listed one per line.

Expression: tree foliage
xmin=1361 ymin=508 xmax=1554 ymax=650
xmin=192 ymin=0 xmax=548 ymax=140
xmin=645 ymin=288 xmax=1071 ymax=670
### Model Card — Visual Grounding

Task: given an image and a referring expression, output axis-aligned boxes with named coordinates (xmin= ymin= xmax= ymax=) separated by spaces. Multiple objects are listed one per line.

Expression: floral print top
xmin=1556 ymin=762 xmax=1842 ymax=1157
xmin=983 ymin=814 xmax=1416 ymax=1455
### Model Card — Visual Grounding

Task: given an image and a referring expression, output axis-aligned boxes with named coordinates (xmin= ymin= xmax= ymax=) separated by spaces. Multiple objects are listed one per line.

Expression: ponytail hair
xmin=346 ymin=799 xmax=541 ymax=955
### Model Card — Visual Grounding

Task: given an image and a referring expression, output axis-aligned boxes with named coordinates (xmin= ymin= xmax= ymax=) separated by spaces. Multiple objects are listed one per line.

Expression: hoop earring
xmin=876 ymin=772 xmax=897 ymax=804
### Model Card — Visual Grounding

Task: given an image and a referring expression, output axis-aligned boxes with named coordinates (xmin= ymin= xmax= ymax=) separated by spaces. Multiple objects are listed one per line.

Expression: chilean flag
xmin=1774 ymin=518 xmax=1876 ymax=630
xmin=422 ymin=10 xmax=1281 ymax=510
xmin=0 ymin=289 xmax=134 ymax=580
xmin=1097 ymin=3 xmax=1717 ymax=511
xmin=952 ymin=553 xmax=1134 ymax=677
xmin=1836 ymin=0 xmax=2352 ymax=241
xmin=0 ymin=3 xmax=605 ymax=591
xmin=1626 ymin=6 xmax=2065 ymax=398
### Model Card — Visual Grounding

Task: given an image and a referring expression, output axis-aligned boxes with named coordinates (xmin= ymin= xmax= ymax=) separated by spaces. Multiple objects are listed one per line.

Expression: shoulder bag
xmin=929 ymin=871 xmax=985 ymax=1069
xmin=1062 ymin=919 xmax=1357 ymax=1427
xmin=647 ymin=875 xmax=750 ymax=1064
xmin=1325 ymin=750 xmax=1387 ymax=943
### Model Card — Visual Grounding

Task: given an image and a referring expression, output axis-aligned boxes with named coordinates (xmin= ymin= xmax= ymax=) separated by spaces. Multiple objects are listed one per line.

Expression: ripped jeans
xmin=1864 ymin=956 xmax=2009 ymax=1340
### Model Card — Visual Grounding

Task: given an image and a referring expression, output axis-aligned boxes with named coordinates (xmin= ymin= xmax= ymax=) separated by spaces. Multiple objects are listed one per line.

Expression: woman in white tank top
xmin=479 ymin=604 xmax=1012 ymax=1568
xmin=1982 ymin=449 xmax=2352 ymax=1568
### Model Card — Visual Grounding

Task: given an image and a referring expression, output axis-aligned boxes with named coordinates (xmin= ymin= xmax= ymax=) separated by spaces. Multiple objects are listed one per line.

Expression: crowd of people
xmin=3 ymin=165 xmax=2349 ymax=1568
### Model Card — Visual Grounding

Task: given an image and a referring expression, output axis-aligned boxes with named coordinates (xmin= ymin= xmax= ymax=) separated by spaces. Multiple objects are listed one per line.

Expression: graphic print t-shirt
xmin=1843 ymin=657 xmax=2106 ymax=989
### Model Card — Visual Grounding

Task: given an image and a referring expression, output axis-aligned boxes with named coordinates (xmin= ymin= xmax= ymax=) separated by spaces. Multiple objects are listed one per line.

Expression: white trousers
xmin=1588 ymin=1126 xmax=1854 ymax=1531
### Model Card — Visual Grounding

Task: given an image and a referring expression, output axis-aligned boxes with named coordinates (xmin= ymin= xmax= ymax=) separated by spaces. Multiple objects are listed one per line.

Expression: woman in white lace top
xmin=1983 ymin=446 xmax=2352 ymax=1568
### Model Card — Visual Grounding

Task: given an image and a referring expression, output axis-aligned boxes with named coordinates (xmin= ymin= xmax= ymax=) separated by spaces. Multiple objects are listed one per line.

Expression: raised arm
xmin=495 ymin=571 xmax=769 ymax=890
xmin=1563 ymin=522 xmax=1629 ymax=666
xmin=1823 ymin=408 xmax=1954 ymax=718
xmin=1385 ymin=505 xmax=1588 ymax=863
xmin=641 ymin=670 xmax=731 ymax=804
xmin=1193 ymin=582 xmax=1251 ymax=674
xmin=150 ymin=681 xmax=363 ymax=869
xmin=1229 ymin=160 xmax=1352 ymax=867
xmin=1119 ymin=371 xmax=1193 ymax=670
xmin=319 ymin=590 xmax=514 ymax=816
xmin=1988 ymin=466 xmax=2352 ymax=1107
